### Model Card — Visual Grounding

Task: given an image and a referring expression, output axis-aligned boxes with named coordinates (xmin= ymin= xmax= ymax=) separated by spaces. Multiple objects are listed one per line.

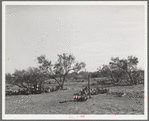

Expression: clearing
xmin=5 ymin=81 xmax=144 ymax=114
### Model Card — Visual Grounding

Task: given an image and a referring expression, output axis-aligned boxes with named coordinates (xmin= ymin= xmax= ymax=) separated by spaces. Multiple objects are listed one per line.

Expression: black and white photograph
xmin=2 ymin=1 xmax=147 ymax=120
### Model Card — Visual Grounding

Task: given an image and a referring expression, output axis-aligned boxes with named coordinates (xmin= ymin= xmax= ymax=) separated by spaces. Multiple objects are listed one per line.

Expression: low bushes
xmin=6 ymin=88 xmax=31 ymax=96
xmin=73 ymin=87 xmax=109 ymax=102
xmin=5 ymin=85 xmax=64 ymax=96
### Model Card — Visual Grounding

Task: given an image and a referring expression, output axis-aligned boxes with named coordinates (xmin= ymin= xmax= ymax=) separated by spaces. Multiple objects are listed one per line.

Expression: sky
xmin=5 ymin=5 xmax=146 ymax=74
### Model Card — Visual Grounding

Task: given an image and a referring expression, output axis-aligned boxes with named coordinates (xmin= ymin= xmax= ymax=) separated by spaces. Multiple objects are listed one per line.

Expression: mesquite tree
xmin=37 ymin=53 xmax=86 ymax=89
xmin=5 ymin=73 xmax=13 ymax=84
xmin=97 ymin=56 xmax=139 ymax=85
xmin=12 ymin=67 xmax=47 ymax=89
xmin=109 ymin=56 xmax=139 ymax=85
xmin=12 ymin=69 xmax=28 ymax=88
xmin=98 ymin=65 xmax=114 ymax=82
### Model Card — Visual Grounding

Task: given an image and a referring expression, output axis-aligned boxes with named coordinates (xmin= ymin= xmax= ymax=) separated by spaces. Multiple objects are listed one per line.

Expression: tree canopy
xmin=98 ymin=56 xmax=140 ymax=85
xmin=37 ymin=53 xmax=86 ymax=88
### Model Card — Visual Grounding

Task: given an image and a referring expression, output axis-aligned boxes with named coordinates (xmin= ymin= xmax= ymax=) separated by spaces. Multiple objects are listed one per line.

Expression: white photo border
xmin=2 ymin=1 xmax=148 ymax=120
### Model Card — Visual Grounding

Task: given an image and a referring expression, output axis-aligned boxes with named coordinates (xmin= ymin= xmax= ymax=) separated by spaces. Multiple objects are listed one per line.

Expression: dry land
xmin=5 ymin=81 xmax=144 ymax=114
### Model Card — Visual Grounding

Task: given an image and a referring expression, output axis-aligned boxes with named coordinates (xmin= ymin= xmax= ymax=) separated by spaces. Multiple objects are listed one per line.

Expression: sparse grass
xmin=5 ymin=80 xmax=144 ymax=114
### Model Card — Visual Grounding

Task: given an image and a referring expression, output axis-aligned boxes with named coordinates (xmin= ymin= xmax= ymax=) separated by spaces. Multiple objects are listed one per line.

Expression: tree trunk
xmin=88 ymin=73 xmax=91 ymax=99
xmin=60 ymin=75 xmax=66 ymax=90
xmin=126 ymin=71 xmax=133 ymax=85
xmin=60 ymin=85 xmax=63 ymax=90
xmin=51 ymin=75 xmax=61 ymax=87
xmin=109 ymin=76 xmax=116 ymax=84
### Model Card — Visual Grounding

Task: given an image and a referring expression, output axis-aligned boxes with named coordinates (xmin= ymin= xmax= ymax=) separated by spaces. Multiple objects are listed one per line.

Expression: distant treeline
xmin=6 ymin=53 xmax=144 ymax=92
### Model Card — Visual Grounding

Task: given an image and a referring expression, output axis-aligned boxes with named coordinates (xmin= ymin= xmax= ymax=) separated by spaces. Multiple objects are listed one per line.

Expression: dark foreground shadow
xmin=59 ymin=100 xmax=76 ymax=103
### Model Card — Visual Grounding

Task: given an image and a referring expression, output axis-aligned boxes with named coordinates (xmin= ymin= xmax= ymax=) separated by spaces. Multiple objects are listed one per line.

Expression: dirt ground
xmin=5 ymin=81 xmax=144 ymax=114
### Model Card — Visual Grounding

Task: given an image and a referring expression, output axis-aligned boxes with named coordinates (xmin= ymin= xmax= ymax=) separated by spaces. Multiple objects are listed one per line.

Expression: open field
xmin=5 ymin=80 xmax=144 ymax=114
